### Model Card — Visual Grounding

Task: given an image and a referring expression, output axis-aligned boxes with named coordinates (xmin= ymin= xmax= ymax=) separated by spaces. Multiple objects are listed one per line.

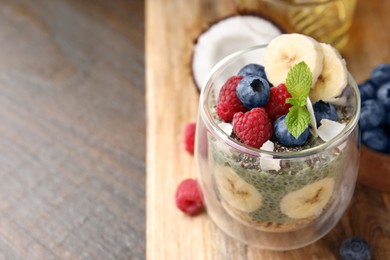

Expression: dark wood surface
xmin=0 ymin=0 xmax=145 ymax=259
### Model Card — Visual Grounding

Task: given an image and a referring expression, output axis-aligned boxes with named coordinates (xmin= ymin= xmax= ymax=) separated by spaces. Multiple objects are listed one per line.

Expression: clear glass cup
xmin=239 ymin=0 xmax=357 ymax=50
xmin=195 ymin=45 xmax=361 ymax=250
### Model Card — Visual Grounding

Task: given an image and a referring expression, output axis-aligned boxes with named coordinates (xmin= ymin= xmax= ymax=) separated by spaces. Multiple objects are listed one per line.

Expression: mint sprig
xmin=285 ymin=62 xmax=313 ymax=139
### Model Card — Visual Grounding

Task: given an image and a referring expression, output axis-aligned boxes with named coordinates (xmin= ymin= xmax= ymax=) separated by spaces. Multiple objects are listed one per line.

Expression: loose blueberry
xmin=376 ymin=82 xmax=390 ymax=109
xmin=340 ymin=236 xmax=372 ymax=260
xmin=273 ymin=115 xmax=310 ymax=147
xmin=358 ymin=80 xmax=376 ymax=101
xmin=362 ymin=128 xmax=389 ymax=152
xmin=238 ymin=64 xmax=266 ymax=78
xmin=370 ymin=63 xmax=390 ymax=87
xmin=360 ymin=99 xmax=385 ymax=130
xmin=236 ymin=76 xmax=270 ymax=109
xmin=313 ymin=101 xmax=338 ymax=126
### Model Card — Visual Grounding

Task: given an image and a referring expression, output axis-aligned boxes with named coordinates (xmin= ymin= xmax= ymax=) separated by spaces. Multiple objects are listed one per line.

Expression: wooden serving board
xmin=146 ymin=0 xmax=390 ymax=258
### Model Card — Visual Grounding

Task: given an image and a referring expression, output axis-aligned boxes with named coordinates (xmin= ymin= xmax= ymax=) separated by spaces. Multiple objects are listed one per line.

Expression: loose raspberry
xmin=183 ymin=123 xmax=196 ymax=154
xmin=233 ymin=108 xmax=273 ymax=148
xmin=217 ymin=76 xmax=246 ymax=122
xmin=175 ymin=179 xmax=204 ymax=216
xmin=265 ymin=84 xmax=292 ymax=122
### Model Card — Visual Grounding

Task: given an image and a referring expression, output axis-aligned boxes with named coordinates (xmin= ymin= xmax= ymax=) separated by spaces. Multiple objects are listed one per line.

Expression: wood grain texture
xmin=0 ymin=0 xmax=145 ymax=259
xmin=146 ymin=0 xmax=390 ymax=259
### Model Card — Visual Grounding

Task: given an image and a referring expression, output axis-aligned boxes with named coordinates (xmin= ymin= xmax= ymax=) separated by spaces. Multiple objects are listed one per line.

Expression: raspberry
xmin=233 ymin=108 xmax=273 ymax=148
xmin=265 ymin=84 xmax=292 ymax=122
xmin=175 ymin=179 xmax=204 ymax=216
xmin=183 ymin=123 xmax=196 ymax=154
xmin=217 ymin=76 xmax=246 ymax=122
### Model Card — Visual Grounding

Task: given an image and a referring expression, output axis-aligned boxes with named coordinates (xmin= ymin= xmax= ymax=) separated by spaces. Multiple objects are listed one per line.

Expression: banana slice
xmin=280 ymin=177 xmax=335 ymax=219
xmin=264 ymin=34 xmax=323 ymax=87
xmin=310 ymin=43 xmax=348 ymax=101
xmin=214 ymin=165 xmax=262 ymax=212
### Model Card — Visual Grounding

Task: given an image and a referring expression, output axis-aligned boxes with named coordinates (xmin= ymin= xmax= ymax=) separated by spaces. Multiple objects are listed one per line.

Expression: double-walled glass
xmin=195 ymin=45 xmax=360 ymax=250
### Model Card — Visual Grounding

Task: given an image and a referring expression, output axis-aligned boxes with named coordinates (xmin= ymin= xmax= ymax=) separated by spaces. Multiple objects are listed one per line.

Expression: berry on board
xmin=183 ymin=123 xmax=196 ymax=154
xmin=175 ymin=179 xmax=204 ymax=216
xmin=217 ymin=76 xmax=246 ymax=122
xmin=339 ymin=236 xmax=372 ymax=260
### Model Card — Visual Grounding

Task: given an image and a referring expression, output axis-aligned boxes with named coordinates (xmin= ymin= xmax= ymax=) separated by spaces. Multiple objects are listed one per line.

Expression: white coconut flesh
xmin=192 ymin=15 xmax=282 ymax=91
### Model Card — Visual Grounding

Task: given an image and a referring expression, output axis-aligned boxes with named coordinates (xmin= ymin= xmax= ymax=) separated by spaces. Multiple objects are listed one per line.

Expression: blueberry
xmin=340 ymin=236 xmax=372 ymax=260
xmin=371 ymin=63 xmax=390 ymax=86
xmin=238 ymin=64 xmax=267 ymax=78
xmin=358 ymin=80 xmax=376 ymax=101
xmin=376 ymin=82 xmax=390 ymax=109
xmin=273 ymin=115 xmax=310 ymax=147
xmin=236 ymin=76 xmax=270 ymax=109
xmin=362 ymin=128 xmax=389 ymax=152
xmin=360 ymin=99 xmax=385 ymax=130
xmin=313 ymin=101 xmax=338 ymax=126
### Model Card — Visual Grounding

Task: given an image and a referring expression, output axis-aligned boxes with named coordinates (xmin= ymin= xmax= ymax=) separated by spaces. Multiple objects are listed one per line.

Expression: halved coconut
xmin=192 ymin=15 xmax=283 ymax=92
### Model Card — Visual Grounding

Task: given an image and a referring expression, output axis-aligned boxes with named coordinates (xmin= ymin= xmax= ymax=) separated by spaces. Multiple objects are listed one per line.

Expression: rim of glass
xmin=199 ymin=44 xmax=361 ymax=159
xmin=264 ymin=0 xmax=341 ymax=7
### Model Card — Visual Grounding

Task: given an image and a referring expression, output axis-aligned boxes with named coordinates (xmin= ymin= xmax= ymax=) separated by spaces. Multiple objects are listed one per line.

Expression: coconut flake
xmin=218 ymin=122 xmax=233 ymax=136
xmin=306 ymin=97 xmax=318 ymax=137
xmin=318 ymin=119 xmax=346 ymax=142
xmin=192 ymin=15 xmax=282 ymax=91
xmin=260 ymin=140 xmax=280 ymax=171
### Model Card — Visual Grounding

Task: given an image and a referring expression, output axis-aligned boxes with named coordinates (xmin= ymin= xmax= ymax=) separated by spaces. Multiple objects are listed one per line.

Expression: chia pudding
xmin=196 ymin=34 xmax=360 ymax=249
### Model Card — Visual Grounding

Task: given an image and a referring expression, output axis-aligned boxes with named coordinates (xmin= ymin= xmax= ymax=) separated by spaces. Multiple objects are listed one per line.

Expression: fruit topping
xmin=236 ymin=76 xmax=270 ymax=109
xmin=264 ymin=34 xmax=323 ymax=88
xmin=183 ymin=123 xmax=196 ymax=154
xmin=238 ymin=63 xmax=267 ymax=78
xmin=273 ymin=115 xmax=310 ymax=147
xmin=175 ymin=179 xmax=204 ymax=216
xmin=264 ymin=83 xmax=292 ymax=122
xmin=313 ymin=100 xmax=338 ymax=126
xmin=214 ymin=165 xmax=263 ymax=212
xmin=339 ymin=237 xmax=372 ymax=260
xmin=309 ymin=43 xmax=348 ymax=101
xmin=232 ymin=108 xmax=273 ymax=149
xmin=216 ymin=76 xmax=246 ymax=122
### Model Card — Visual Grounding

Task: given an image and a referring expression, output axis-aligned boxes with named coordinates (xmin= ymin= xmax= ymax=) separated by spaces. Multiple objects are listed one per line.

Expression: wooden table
xmin=146 ymin=0 xmax=390 ymax=259
xmin=0 ymin=0 xmax=145 ymax=259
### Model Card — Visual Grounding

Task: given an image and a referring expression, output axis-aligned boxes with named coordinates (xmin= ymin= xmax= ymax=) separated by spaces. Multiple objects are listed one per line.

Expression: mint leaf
xmin=285 ymin=106 xmax=310 ymax=139
xmin=285 ymin=62 xmax=312 ymax=98
xmin=286 ymin=96 xmax=306 ymax=107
